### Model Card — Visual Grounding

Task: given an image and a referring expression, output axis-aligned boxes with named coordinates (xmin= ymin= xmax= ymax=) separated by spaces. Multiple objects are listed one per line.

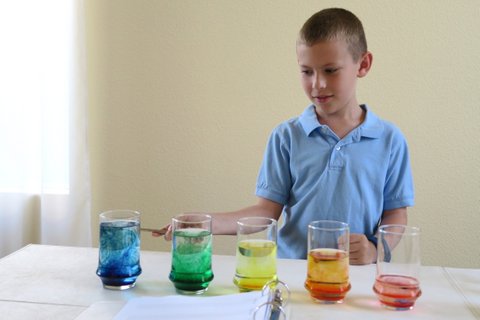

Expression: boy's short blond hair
xmin=298 ymin=8 xmax=367 ymax=62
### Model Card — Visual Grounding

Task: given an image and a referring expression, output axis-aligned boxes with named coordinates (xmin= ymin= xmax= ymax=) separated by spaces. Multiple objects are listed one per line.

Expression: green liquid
xmin=169 ymin=228 xmax=214 ymax=292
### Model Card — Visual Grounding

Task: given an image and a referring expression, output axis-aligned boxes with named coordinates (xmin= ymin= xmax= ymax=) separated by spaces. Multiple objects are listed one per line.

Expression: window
xmin=0 ymin=1 xmax=73 ymax=194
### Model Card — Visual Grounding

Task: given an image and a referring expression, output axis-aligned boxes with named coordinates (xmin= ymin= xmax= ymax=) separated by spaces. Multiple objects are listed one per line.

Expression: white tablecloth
xmin=0 ymin=244 xmax=477 ymax=319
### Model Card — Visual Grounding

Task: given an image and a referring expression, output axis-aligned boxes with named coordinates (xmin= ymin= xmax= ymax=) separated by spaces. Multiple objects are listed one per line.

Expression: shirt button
xmin=336 ymin=146 xmax=341 ymax=151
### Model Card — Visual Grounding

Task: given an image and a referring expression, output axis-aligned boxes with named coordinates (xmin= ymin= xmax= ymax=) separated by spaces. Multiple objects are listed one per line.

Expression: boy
xmin=155 ymin=8 xmax=414 ymax=265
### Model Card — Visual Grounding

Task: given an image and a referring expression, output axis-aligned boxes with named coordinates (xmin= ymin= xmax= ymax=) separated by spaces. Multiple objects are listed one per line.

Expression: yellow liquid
xmin=306 ymin=248 xmax=349 ymax=283
xmin=233 ymin=239 xmax=277 ymax=291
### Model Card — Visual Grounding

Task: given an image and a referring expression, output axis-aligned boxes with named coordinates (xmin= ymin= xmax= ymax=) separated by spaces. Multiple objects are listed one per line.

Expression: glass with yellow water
xmin=233 ymin=217 xmax=277 ymax=291
xmin=304 ymin=220 xmax=351 ymax=303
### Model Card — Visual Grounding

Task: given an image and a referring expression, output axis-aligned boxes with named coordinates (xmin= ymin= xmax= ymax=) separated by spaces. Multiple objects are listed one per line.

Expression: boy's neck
xmin=316 ymin=104 xmax=365 ymax=139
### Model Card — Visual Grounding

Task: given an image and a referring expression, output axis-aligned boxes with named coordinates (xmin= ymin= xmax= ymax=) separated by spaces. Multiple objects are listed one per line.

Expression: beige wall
xmin=85 ymin=1 xmax=480 ymax=268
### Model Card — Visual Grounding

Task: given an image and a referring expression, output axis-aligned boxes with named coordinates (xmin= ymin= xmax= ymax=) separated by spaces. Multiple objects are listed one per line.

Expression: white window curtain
xmin=0 ymin=0 xmax=91 ymax=257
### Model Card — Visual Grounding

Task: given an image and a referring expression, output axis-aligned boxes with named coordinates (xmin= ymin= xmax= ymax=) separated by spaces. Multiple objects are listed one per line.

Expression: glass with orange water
xmin=304 ymin=220 xmax=350 ymax=303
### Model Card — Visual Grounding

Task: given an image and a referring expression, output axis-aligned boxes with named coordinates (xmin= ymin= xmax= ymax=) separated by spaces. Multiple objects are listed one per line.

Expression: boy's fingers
xmin=152 ymin=231 xmax=164 ymax=237
xmin=164 ymin=225 xmax=173 ymax=241
xmin=141 ymin=226 xmax=169 ymax=238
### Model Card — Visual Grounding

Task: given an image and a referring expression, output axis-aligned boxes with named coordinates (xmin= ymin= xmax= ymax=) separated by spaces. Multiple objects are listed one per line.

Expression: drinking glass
xmin=96 ymin=210 xmax=142 ymax=290
xmin=304 ymin=220 xmax=351 ymax=303
xmin=373 ymin=224 xmax=422 ymax=310
xmin=233 ymin=217 xmax=277 ymax=291
xmin=169 ymin=213 xmax=214 ymax=294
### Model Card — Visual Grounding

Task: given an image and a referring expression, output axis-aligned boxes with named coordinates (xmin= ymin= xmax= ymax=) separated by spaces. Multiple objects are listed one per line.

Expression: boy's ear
xmin=357 ymin=51 xmax=373 ymax=78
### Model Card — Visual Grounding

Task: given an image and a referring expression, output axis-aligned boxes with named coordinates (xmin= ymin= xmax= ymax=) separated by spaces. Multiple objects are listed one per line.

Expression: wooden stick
xmin=140 ymin=228 xmax=166 ymax=235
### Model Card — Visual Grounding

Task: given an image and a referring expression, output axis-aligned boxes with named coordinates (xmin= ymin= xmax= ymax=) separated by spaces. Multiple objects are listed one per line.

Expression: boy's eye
xmin=301 ymin=69 xmax=313 ymax=76
xmin=324 ymin=68 xmax=338 ymax=74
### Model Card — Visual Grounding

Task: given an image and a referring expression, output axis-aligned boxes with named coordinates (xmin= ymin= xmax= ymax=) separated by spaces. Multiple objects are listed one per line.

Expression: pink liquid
xmin=373 ymin=274 xmax=421 ymax=310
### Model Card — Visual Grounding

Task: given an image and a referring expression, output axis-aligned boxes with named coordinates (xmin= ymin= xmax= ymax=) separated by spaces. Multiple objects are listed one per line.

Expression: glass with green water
xmin=169 ymin=213 xmax=214 ymax=294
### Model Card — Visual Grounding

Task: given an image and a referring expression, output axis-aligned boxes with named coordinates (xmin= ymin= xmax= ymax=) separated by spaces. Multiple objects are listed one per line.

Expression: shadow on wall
xmin=0 ymin=193 xmax=41 ymax=258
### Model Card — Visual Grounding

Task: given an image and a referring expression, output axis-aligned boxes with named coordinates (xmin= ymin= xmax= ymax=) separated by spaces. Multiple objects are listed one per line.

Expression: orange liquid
xmin=373 ymin=274 xmax=421 ymax=310
xmin=304 ymin=249 xmax=350 ymax=303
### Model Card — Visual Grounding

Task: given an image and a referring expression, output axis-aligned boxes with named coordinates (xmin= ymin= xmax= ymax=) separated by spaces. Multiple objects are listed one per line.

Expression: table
xmin=0 ymin=244 xmax=477 ymax=319
xmin=445 ymin=267 xmax=480 ymax=318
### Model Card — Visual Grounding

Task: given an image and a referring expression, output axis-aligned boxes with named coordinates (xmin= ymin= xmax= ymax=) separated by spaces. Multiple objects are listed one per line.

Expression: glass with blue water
xmin=96 ymin=210 xmax=142 ymax=290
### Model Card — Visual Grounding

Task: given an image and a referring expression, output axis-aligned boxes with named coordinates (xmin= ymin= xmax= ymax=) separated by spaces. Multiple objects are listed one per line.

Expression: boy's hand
xmin=349 ymin=233 xmax=376 ymax=265
xmin=141 ymin=225 xmax=172 ymax=240
xmin=156 ymin=225 xmax=172 ymax=240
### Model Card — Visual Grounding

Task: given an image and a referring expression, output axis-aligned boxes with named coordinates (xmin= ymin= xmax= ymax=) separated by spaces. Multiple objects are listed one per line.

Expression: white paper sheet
xmin=113 ymin=291 xmax=269 ymax=320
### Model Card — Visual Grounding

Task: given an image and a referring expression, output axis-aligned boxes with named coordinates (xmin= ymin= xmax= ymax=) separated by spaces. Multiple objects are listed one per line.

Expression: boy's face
xmin=297 ymin=39 xmax=368 ymax=119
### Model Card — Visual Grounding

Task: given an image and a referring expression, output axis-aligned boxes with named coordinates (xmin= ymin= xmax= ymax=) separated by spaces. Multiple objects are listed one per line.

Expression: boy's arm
xmin=212 ymin=197 xmax=283 ymax=235
xmin=154 ymin=197 xmax=283 ymax=240
xmin=349 ymin=207 xmax=408 ymax=265
xmin=379 ymin=207 xmax=408 ymax=227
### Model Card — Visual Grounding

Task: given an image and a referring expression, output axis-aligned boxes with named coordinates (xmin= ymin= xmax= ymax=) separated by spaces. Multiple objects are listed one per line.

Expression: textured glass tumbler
xmin=233 ymin=217 xmax=278 ymax=292
xmin=304 ymin=220 xmax=351 ymax=303
xmin=373 ymin=225 xmax=422 ymax=310
xmin=96 ymin=210 xmax=142 ymax=290
xmin=169 ymin=213 xmax=214 ymax=294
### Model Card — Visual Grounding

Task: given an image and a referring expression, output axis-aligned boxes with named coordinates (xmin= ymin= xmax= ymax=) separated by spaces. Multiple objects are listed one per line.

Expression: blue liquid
xmin=96 ymin=220 xmax=141 ymax=288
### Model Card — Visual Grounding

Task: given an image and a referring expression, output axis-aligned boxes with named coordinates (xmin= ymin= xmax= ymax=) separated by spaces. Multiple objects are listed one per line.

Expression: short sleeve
xmin=255 ymin=127 xmax=292 ymax=205
xmin=383 ymin=129 xmax=415 ymax=210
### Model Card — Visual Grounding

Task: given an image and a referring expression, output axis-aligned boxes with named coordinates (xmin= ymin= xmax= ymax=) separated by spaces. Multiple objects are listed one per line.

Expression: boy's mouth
xmin=314 ymin=95 xmax=333 ymax=103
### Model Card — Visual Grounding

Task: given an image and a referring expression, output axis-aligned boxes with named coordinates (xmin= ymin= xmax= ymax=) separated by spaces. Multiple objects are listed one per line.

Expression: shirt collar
xmin=357 ymin=104 xmax=384 ymax=139
xmin=299 ymin=105 xmax=320 ymax=136
xmin=299 ymin=104 xmax=384 ymax=139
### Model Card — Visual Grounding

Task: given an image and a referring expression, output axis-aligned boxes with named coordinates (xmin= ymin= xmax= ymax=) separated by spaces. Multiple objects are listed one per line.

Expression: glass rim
xmin=378 ymin=224 xmax=421 ymax=235
xmin=172 ymin=213 xmax=212 ymax=224
xmin=308 ymin=220 xmax=349 ymax=231
xmin=237 ymin=216 xmax=277 ymax=227
xmin=99 ymin=209 xmax=140 ymax=219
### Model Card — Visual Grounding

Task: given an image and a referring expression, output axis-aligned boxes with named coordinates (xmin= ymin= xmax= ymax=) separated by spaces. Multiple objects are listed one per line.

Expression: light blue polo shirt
xmin=256 ymin=104 xmax=414 ymax=259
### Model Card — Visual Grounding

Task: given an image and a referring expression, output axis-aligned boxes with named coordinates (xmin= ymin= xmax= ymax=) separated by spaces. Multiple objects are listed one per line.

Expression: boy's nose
xmin=312 ymin=75 xmax=327 ymax=89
